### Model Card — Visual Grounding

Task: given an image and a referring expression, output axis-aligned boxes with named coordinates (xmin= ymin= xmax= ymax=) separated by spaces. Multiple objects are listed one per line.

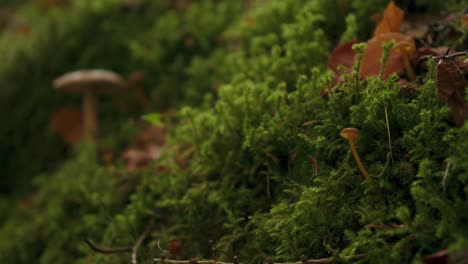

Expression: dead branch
xmin=154 ymin=254 xmax=368 ymax=264
xmin=154 ymin=259 xmax=232 ymax=264
xmin=418 ymin=50 xmax=468 ymax=64
xmin=366 ymin=224 xmax=408 ymax=229
xmin=132 ymin=218 xmax=156 ymax=264
xmin=86 ymin=217 xmax=156 ymax=264
xmin=85 ymin=239 xmax=132 ymax=254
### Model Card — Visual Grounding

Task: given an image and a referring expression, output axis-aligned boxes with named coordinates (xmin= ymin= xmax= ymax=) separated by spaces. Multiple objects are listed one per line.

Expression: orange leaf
xmin=50 ymin=106 xmax=84 ymax=144
xmin=373 ymin=1 xmax=404 ymax=37
xmin=328 ymin=40 xmax=358 ymax=78
xmin=462 ymin=14 xmax=468 ymax=26
xmin=360 ymin=33 xmax=415 ymax=79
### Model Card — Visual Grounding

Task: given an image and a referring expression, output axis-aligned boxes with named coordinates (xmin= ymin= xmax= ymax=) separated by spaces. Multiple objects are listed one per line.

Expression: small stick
xmin=132 ymin=218 xmax=156 ymax=264
xmin=442 ymin=161 xmax=451 ymax=187
xmin=157 ymin=240 xmax=169 ymax=253
xmin=85 ymin=239 xmax=132 ymax=254
xmin=154 ymin=254 xmax=368 ymax=264
xmin=384 ymin=106 xmax=394 ymax=166
xmin=417 ymin=50 xmax=468 ymax=65
xmin=366 ymin=224 xmax=408 ymax=229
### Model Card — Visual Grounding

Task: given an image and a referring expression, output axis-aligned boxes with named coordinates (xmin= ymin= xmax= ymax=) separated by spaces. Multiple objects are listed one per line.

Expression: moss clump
xmin=0 ymin=0 xmax=467 ymax=263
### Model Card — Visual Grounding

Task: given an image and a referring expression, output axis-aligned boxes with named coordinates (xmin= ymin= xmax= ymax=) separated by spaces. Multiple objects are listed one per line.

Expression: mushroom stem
xmin=347 ymin=139 xmax=370 ymax=182
xmin=401 ymin=52 xmax=416 ymax=81
xmin=83 ymin=90 xmax=98 ymax=141
xmin=393 ymin=42 xmax=416 ymax=82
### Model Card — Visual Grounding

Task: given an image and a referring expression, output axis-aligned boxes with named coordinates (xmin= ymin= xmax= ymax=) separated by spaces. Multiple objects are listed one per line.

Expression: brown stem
xmin=132 ymin=218 xmax=156 ymax=264
xmin=85 ymin=239 xmax=132 ymax=254
xmin=83 ymin=90 xmax=98 ymax=141
xmin=348 ymin=139 xmax=370 ymax=182
xmin=401 ymin=52 xmax=416 ymax=81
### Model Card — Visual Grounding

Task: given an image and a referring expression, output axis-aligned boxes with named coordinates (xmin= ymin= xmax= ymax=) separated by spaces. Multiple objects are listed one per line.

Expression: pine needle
xmin=384 ymin=106 xmax=394 ymax=166
xmin=442 ymin=161 xmax=451 ymax=187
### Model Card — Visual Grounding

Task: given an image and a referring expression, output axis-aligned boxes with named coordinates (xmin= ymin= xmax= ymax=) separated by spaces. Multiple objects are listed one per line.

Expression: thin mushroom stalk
xmin=83 ymin=89 xmax=98 ymax=140
xmin=341 ymin=128 xmax=370 ymax=182
xmin=394 ymin=41 xmax=416 ymax=81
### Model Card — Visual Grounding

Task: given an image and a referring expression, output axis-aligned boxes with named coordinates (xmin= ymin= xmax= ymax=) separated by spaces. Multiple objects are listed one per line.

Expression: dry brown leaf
xmin=328 ymin=40 xmax=358 ymax=78
xmin=50 ymin=106 xmax=84 ymax=144
xmin=462 ymin=14 xmax=468 ymax=26
xmin=436 ymin=59 xmax=468 ymax=127
xmin=121 ymin=125 xmax=166 ymax=172
xmin=122 ymin=145 xmax=162 ymax=172
xmin=400 ymin=14 xmax=435 ymax=39
xmin=360 ymin=33 xmax=415 ymax=79
xmin=373 ymin=0 xmax=404 ymax=37
xmin=167 ymin=240 xmax=182 ymax=259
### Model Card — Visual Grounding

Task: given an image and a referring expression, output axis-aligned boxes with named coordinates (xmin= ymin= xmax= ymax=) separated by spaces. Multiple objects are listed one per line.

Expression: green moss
xmin=1 ymin=0 xmax=467 ymax=263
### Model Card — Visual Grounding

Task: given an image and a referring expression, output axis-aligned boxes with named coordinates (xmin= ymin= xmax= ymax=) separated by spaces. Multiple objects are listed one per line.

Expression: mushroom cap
xmin=393 ymin=40 xmax=415 ymax=54
xmin=53 ymin=69 xmax=127 ymax=93
xmin=340 ymin=127 xmax=361 ymax=140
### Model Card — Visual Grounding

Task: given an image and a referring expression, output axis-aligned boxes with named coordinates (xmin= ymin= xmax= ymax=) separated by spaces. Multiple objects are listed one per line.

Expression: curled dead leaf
xmin=436 ymin=59 xmax=468 ymax=127
xmin=328 ymin=40 xmax=358 ymax=78
xmin=360 ymin=33 xmax=415 ymax=79
xmin=462 ymin=14 xmax=468 ymax=26
xmin=373 ymin=0 xmax=404 ymax=37
xmin=50 ymin=106 xmax=84 ymax=144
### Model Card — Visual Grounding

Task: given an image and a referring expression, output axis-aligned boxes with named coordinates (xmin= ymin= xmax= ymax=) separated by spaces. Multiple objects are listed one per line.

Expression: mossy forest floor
xmin=0 ymin=0 xmax=467 ymax=263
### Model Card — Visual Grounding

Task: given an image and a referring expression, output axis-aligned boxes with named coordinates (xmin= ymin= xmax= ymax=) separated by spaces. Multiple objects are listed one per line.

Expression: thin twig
xmin=384 ymin=106 xmax=394 ymax=167
xmin=157 ymin=240 xmax=169 ymax=253
xmin=132 ymin=218 xmax=156 ymax=264
xmin=86 ymin=217 xmax=156 ymax=264
xmin=85 ymin=239 xmax=133 ymax=254
xmin=366 ymin=224 xmax=408 ymax=229
xmin=154 ymin=254 xmax=368 ymax=264
xmin=154 ymin=259 xmax=232 ymax=264
xmin=442 ymin=161 xmax=451 ymax=187
xmin=418 ymin=50 xmax=468 ymax=64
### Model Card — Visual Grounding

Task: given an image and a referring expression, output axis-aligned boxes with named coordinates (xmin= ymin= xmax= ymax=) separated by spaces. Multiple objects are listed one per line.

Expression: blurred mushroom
xmin=393 ymin=41 xmax=416 ymax=81
xmin=53 ymin=69 xmax=126 ymax=141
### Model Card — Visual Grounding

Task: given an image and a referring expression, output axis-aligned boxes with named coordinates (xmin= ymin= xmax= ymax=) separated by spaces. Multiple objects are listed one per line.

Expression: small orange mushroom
xmin=393 ymin=41 xmax=416 ymax=81
xmin=340 ymin=128 xmax=370 ymax=182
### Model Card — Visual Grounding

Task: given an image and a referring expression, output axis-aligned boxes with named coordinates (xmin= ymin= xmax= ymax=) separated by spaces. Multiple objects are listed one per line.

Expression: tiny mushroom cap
xmin=53 ymin=69 xmax=126 ymax=93
xmin=340 ymin=127 xmax=361 ymax=140
xmin=393 ymin=40 xmax=415 ymax=54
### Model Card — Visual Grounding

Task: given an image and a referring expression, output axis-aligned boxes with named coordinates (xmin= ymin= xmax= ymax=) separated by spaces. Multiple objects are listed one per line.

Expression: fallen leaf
xmin=373 ymin=1 xmax=404 ymax=37
xmin=121 ymin=124 xmax=166 ymax=172
xmin=50 ymin=106 xmax=84 ymax=144
xmin=328 ymin=40 xmax=358 ymax=78
xmin=122 ymin=145 xmax=162 ymax=172
xmin=462 ymin=14 xmax=468 ymax=26
xmin=400 ymin=14 xmax=435 ymax=39
xmin=436 ymin=59 xmax=468 ymax=127
xmin=167 ymin=240 xmax=182 ymax=259
xmin=360 ymin=33 xmax=415 ymax=79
